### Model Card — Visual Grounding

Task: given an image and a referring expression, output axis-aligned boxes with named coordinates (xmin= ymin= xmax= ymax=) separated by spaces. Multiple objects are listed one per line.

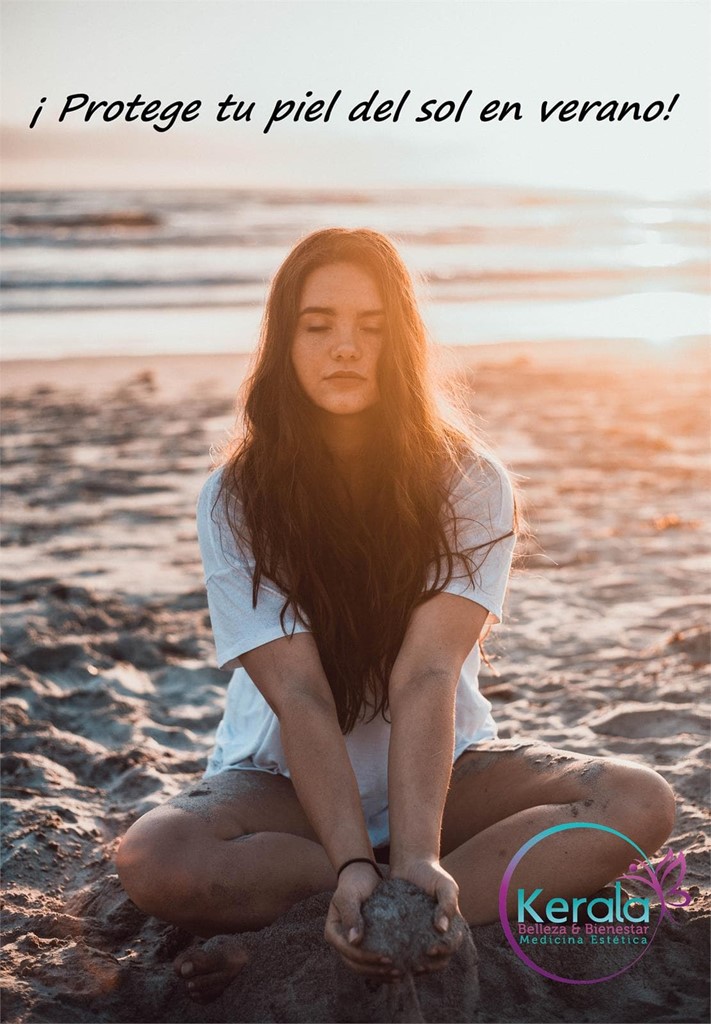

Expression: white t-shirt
xmin=196 ymin=455 xmax=516 ymax=847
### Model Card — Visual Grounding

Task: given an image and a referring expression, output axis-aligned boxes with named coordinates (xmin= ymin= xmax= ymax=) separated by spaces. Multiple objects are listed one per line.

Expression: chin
xmin=333 ymin=402 xmax=378 ymax=417
xmin=313 ymin=397 xmax=369 ymax=415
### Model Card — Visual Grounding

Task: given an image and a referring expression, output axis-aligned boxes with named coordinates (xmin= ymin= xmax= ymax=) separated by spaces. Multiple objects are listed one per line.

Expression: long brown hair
xmin=216 ymin=228 xmax=516 ymax=732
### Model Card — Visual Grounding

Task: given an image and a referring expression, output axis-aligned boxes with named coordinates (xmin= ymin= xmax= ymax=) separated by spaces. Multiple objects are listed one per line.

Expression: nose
xmin=330 ymin=322 xmax=360 ymax=360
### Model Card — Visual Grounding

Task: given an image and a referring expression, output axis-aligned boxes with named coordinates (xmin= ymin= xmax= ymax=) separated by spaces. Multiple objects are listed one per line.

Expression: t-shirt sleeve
xmin=196 ymin=468 xmax=310 ymax=670
xmin=438 ymin=455 xmax=516 ymax=625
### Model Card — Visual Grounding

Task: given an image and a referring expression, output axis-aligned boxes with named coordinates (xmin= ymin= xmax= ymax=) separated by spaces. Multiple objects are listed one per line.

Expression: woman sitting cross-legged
xmin=116 ymin=228 xmax=675 ymax=1003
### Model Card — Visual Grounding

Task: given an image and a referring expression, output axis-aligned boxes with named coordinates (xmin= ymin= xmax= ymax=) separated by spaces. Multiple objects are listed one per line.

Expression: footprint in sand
xmin=586 ymin=702 xmax=708 ymax=738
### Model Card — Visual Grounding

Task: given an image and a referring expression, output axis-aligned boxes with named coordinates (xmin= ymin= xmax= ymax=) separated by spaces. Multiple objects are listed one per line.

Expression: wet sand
xmin=1 ymin=338 xmax=709 ymax=1023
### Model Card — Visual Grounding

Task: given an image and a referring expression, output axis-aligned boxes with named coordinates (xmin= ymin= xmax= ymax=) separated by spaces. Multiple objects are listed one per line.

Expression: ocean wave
xmin=1 ymin=186 xmax=707 ymax=357
xmin=6 ymin=211 xmax=161 ymax=230
xmin=1 ymin=275 xmax=262 ymax=290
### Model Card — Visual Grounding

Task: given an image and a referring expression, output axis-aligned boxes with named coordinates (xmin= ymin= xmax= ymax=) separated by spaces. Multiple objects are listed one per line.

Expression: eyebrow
xmin=298 ymin=306 xmax=385 ymax=318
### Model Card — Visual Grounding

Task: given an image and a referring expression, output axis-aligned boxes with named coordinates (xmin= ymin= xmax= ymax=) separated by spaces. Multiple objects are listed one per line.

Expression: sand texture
xmin=1 ymin=340 xmax=709 ymax=1023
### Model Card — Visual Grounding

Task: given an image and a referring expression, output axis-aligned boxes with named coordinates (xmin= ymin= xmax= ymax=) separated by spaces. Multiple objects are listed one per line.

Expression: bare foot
xmin=174 ymin=934 xmax=249 ymax=1003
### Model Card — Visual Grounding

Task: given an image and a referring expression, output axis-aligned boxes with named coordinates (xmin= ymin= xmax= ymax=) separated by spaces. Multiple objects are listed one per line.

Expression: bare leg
xmin=440 ymin=741 xmax=676 ymax=926
xmin=116 ymin=769 xmax=337 ymax=1000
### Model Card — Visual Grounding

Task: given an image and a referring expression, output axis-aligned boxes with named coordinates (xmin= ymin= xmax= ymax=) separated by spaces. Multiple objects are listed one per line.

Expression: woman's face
xmin=291 ymin=262 xmax=383 ymax=417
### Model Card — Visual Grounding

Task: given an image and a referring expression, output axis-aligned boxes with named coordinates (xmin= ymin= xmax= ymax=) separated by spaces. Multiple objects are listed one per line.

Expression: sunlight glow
xmin=624 ymin=239 xmax=689 ymax=268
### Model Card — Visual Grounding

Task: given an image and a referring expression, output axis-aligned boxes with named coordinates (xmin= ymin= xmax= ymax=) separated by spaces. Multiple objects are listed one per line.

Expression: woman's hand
xmin=390 ymin=858 xmax=464 ymax=974
xmin=324 ymin=863 xmax=401 ymax=980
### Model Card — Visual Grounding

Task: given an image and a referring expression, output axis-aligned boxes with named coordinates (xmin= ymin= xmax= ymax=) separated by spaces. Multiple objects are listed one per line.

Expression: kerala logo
xmin=499 ymin=822 xmax=692 ymax=984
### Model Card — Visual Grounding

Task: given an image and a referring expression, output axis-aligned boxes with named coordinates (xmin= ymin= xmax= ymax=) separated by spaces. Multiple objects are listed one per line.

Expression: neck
xmin=314 ymin=409 xmax=379 ymax=500
xmin=315 ymin=408 xmax=378 ymax=465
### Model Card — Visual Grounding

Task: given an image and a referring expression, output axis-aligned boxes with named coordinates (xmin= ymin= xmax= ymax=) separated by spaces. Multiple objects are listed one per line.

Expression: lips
xmin=325 ymin=371 xmax=366 ymax=380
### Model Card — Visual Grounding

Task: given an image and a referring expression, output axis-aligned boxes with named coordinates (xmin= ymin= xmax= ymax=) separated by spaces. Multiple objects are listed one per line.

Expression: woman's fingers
xmin=325 ymin=889 xmax=365 ymax=948
xmin=325 ymin=897 xmax=400 ymax=978
xmin=328 ymin=927 xmax=399 ymax=976
xmin=429 ymin=927 xmax=463 ymax=954
xmin=432 ymin=873 xmax=461 ymax=933
xmin=429 ymin=877 xmax=464 ymax=959
xmin=334 ymin=940 xmax=402 ymax=978
xmin=337 ymin=891 xmax=364 ymax=946
xmin=421 ymin=927 xmax=462 ymax=973
xmin=426 ymin=929 xmax=464 ymax=966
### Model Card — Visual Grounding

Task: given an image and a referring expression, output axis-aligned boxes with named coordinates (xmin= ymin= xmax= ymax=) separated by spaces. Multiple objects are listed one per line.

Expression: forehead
xmin=299 ymin=262 xmax=382 ymax=310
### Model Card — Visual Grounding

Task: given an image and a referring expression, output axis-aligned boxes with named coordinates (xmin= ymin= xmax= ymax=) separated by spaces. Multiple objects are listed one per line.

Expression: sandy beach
xmin=1 ymin=337 xmax=709 ymax=1023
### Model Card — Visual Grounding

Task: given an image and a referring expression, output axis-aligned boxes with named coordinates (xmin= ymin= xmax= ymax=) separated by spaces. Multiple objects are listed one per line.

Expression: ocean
xmin=1 ymin=187 xmax=708 ymax=360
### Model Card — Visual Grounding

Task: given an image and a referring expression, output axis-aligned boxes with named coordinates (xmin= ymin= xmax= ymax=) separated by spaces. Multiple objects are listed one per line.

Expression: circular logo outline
xmin=498 ymin=821 xmax=662 ymax=985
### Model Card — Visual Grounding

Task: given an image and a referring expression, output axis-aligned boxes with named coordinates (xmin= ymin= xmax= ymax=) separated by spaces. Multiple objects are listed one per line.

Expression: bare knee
xmin=116 ymin=808 xmax=207 ymax=924
xmin=630 ymin=765 xmax=676 ymax=853
xmin=591 ymin=760 xmax=676 ymax=856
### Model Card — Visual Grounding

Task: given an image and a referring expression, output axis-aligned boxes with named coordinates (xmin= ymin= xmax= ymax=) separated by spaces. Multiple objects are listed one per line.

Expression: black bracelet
xmin=336 ymin=857 xmax=384 ymax=881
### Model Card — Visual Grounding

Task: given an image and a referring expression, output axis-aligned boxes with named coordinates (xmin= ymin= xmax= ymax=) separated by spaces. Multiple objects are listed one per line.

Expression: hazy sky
xmin=1 ymin=0 xmax=709 ymax=195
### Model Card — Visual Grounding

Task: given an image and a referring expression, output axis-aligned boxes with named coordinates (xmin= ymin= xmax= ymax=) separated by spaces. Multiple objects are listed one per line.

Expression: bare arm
xmin=198 ymin=472 xmax=390 ymax=972
xmin=387 ymin=593 xmax=489 ymax=961
xmin=239 ymin=633 xmax=373 ymax=869
xmin=237 ymin=633 xmax=395 ymax=978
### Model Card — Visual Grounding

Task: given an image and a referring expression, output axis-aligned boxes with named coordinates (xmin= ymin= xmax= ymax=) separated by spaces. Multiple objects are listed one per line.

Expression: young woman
xmin=116 ymin=228 xmax=676 ymax=1003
